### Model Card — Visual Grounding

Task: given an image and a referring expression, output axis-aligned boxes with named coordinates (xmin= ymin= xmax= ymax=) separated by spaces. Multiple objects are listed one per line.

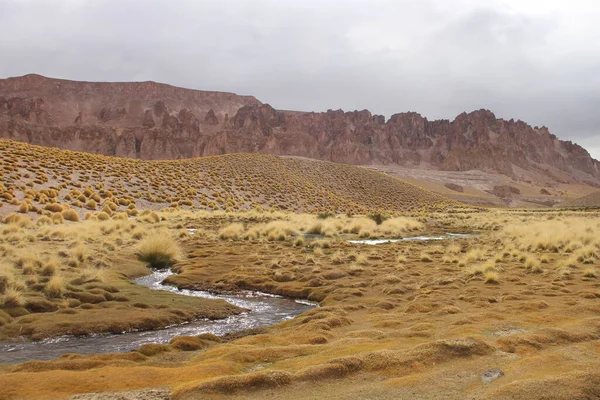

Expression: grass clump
xmin=1 ymin=287 xmax=24 ymax=307
xmin=44 ymin=275 xmax=65 ymax=298
xmin=61 ymin=209 xmax=80 ymax=222
xmin=368 ymin=213 xmax=388 ymax=225
xmin=218 ymin=223 xmax=244 ymax=240
xmin=136 ymin=234 xmax=183 ymax=269
xmin=484 ymin=271 xmax=499 ymax=284
xmin=583 ymin=268 xmax=597 ymax=278
xmin=420 ymin=252 xmax=432 ymax=262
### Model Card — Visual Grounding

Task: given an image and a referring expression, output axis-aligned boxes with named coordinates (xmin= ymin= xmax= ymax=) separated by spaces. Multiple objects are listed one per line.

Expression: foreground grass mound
xmin=0 ymin=139 xmax=459 ymax=217
xmin=136 ymin=234 xmax=183 ymax=269
xmin=0 ymin=215 xmax=242 ymax=341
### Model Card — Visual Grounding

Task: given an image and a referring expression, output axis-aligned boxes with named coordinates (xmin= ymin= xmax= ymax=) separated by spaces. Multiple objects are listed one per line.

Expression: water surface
xmin=1 ymin=271 xmax=316 ymax=364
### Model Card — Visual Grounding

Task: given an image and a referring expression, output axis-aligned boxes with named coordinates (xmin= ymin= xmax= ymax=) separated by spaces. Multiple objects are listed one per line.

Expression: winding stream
xmin=1 ymin=233 xmax=474 ymax=364
xmin=347 ymin=232 xmax=473 ymax=245
xmin=1 ymin=270 xmax=316 ymax=364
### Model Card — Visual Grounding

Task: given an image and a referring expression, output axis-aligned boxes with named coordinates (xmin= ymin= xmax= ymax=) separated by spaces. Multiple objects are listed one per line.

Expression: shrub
xmin=44 ymin=203 xmax=64 ymax=213
xmin=465 ymin=264 xmax=485 ymax=276
xmin=51 ymin=212 xmax=64 ymax=224
xmin=169 ymin=336 xmax=212 ymax=351
xmin=317 ymin=212 xmax=334 ymax=219
xmin=140 ymin=211 xmax=160 ymax=223
xmin=40 ymin=259 xmax=57 ymax=276
xmin=85 ymin=199 xmax=97 ymax=210
xmin=306 ymin=222 xmax=323 ymax=235
xmin=583 ymin=268 xmax=597 ymax=278
xmin=36 ymin=216 xmax=52 ymax=225
xmin=1 ymin=287 xmax=23 ymax=307
xmin=112 ymin=212 xmax=128 ymax=220
xmin=61 ymin=209 xmax=80 ymax=222
xmin=0 ymin=192 xmax=13 ymax=201
xmin=132 ymin=228 xmax=145 ymax=240
xmin=104 ymin=201 xmax=118 ymax=212
xmin=3 ymin=213 xmax=31 ymax=227
xmin=71 ymin=243 xmax=87 ymax=263
xmin=79 ymin=266 xmax=106 ymax=283
xmin=138 ymin=343 xmax=171 ymax=356
xmin=356 ymin=254 xmax=369 ymax=266
xmin=484 ymin=271 xmax=499 ymax=284
xmin=218 ymin=223 xmax=244 ymax=240
xmin=44 ymin=275 xmax=64 ymax=298
xmin=368 ymin=213 xmax=388 ymax=225
xmin=378 ymin=217 xmax=424 ymax=234
xmin=525 ymin=257 xmax=543 ymax=273
xmin=96 ymin=211 xmax=110 ymax=221
xmin=136 ymin=234 xmax=183 ymax=269
xmin=17 ymin=202 xmax=29 ymax=213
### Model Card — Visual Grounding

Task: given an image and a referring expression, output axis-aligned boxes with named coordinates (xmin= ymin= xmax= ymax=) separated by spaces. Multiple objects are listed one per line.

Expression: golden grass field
xmin=1 ymin=140 xmax=600 ymax=399
xmin=0 ymin=139 xmax=456 ymax=216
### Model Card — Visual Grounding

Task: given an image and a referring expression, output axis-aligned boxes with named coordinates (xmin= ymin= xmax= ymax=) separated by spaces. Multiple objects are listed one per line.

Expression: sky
xmin=1 ymin=0 xmax=599 ymax=159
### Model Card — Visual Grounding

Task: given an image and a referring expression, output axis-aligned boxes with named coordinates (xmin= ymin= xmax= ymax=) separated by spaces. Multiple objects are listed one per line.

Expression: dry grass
xmin=218 ymin=223 xmax=245 ymax=240
xmin=0 ymin=139 xmax=460 ymax=216
xmin=2 ymin=147 xmax=600 ymax=400
xmin=0 ymin=215 xmax=243 ymax=342
xmin=61 ymin=209 xmax=80 ymax=222
xmin=483 ymin=271 xmax=499 ymax=284
xmin=136 ymin=234 xmax=183 ymax=269
xmin=43 ymin=275 xmax=64 ymax=298
xmin=583 ymin=268 xmax=597 ymax=278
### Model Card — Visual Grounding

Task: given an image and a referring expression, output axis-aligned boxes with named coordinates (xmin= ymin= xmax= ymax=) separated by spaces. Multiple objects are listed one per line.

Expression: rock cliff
xmin=1 ymin=74 xmax=599 ymax=185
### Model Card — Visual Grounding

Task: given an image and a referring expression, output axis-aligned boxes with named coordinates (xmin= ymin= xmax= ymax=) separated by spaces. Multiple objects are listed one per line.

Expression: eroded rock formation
xmin=1 ymin=74 xmax=599 ymax=185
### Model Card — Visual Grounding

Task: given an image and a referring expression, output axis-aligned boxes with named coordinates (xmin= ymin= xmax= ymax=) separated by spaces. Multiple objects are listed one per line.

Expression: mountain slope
xmin=0 ymin=139 xmax=457 ymax=215
xmin=558 ymin=190 xmax=600 ymax=208
xmin=1 ymin=74 xmax=599 ymax=185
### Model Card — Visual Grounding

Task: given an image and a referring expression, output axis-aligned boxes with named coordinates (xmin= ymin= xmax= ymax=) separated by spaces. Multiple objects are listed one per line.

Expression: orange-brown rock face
xmin=1 ymin=74 xmax=599 ymax=185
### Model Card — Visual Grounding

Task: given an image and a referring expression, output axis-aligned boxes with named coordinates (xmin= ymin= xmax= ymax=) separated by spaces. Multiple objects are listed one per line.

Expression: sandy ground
xmin=365 ymin=164 xmax=597 ymax=207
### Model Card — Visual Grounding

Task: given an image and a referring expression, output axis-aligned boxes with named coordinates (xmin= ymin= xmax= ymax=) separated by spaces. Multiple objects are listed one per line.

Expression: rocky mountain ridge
xmin=1 ymin=74 xmax=599 ymax=185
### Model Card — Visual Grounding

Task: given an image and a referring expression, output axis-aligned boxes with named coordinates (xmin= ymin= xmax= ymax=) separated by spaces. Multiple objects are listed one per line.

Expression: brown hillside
xmin=0 ymin=139 xmax=457 ymax=216
xmin=1 ymin=74 xmax=599 ymax=186
xmin=0 ymin=73 xmax=260 ymax=125
xmin=558 ymin=190 xmax=600 ymax=208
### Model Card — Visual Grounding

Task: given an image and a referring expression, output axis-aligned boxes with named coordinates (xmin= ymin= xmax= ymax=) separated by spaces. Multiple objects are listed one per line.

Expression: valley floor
xmin=2 ymin=210 xmax=600 ymax=399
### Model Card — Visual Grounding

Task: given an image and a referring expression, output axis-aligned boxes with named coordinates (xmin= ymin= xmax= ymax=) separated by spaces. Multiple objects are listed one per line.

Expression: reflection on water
xmin=347 ymin=232 xmax=473 ymax=245
xmin=1 ymin=271 xmax=316 ymax=364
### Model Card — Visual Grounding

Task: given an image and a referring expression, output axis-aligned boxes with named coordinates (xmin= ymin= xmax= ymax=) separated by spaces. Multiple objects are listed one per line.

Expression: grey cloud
xmin=0 ymin=0 xmax=599 ymax=159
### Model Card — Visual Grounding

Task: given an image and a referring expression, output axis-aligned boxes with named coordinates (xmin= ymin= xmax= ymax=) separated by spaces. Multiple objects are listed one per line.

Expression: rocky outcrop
xmin=491 ymin=185 xmax=521 ymax=198
xmin=445 ymin=183 xmax=464 ymax=193
xmin=0 ymin=74 xmax=260 ymax=127
xmin=0 ymin=74 xmax=599 ymax=185
xmin=204 ymin=109 xmax=219 ymax=125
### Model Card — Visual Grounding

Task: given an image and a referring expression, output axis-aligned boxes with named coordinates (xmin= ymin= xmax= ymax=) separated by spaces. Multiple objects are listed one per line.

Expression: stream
xmin=1 ymin=232 xmax=474 ymax=364
xmin=1 ymin=270 xmax=316 ymax=364
xmin=347 ymin=232 xmax=473 ymax=245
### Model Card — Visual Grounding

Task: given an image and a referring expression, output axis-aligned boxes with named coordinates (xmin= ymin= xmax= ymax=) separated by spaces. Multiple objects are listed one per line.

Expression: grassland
xmin=1 ymin=140 xmax=600 ymax=399
xmin=0 ymin=208 xmax=599 ymax=399
xmin=0 ymin=213 xmax=243 ymax=341
xmin=0 ymin=139 xmax=456 ymax=217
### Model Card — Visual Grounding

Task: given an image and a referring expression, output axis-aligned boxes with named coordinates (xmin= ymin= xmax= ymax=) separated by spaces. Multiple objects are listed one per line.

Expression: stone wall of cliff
xmin=1 ymin=74 xmax=599 ymax=185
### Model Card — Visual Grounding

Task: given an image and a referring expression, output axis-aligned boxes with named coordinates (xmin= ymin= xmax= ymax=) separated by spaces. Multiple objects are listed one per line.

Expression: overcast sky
xmin=1 ymin=0 xmax=599 ymax=159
